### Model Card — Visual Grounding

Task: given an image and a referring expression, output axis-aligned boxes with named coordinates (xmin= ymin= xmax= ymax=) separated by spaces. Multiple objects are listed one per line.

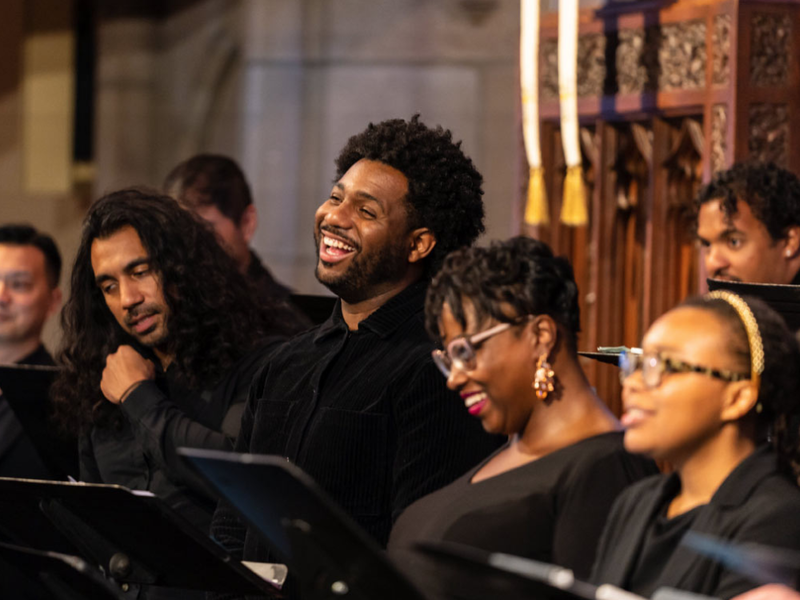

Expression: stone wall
xmin=2 ymin=0 xmax=523 ymax=355
xmin=95 ymin=0 xmax=522 ymax=293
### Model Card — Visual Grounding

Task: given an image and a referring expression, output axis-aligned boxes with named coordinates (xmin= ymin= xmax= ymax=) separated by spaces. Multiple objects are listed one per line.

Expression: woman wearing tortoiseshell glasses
xmin=591 ymin=292 xmax=800 ymax=599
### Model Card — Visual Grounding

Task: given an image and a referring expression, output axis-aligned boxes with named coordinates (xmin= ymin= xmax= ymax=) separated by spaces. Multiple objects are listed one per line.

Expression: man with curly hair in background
xmin=211 ymin=116 xmax=503 ymax=572
xmin=52 ymin=190 xmax=302 ymax=535
xmin=695 ymin=161 xmax=800 ymax=284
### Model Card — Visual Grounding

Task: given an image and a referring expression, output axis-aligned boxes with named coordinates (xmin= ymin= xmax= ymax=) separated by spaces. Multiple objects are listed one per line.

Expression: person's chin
xmin=622 ymin=429 xmax=656 ymax=456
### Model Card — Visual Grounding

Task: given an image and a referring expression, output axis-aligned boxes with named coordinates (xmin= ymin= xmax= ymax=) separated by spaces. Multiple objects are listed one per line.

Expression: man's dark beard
xmin=315 ymin=238 xmax=409 ymax=304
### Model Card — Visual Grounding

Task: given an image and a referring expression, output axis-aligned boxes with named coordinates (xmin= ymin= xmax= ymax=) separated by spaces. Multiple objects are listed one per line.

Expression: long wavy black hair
xmin=52 ymin=189 xmax=290 ymax=433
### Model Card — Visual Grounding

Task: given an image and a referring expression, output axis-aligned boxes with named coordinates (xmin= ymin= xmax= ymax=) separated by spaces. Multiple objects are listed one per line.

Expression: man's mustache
xmin=124 ymin=304 xmax=161 ymax=326
xmin=318 ymin=225 xmax=360 ymax=251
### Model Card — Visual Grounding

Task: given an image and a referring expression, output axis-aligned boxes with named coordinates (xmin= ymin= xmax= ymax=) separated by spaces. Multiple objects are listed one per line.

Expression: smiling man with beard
xmin=210 ymin=116 xmax=503 ymax=577
xmin=52 ymin=190 xmax=300 ymax=536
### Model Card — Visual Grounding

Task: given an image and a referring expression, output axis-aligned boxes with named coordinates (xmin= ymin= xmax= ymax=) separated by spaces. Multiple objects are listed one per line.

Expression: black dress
xmin=388 ymin=431 xmax=658 ymax=598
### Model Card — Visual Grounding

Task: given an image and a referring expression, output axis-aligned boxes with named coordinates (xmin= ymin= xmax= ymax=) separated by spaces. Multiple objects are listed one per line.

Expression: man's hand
xmin=100 ymin=345 xmax=156 ymax=404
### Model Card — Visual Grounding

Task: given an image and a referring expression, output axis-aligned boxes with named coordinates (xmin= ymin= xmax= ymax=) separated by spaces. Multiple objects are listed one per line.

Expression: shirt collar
xmin=313 ymin=280 xmax=428 ymax=343
xmin=656 ymin=445 xmax=780 ymax=510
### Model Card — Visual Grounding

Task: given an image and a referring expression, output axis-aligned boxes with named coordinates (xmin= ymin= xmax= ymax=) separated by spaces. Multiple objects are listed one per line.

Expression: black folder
xmin=178 ymin=448 xmax=428 ymax=600
xmin=707 ymin=278 xmax=800 ymax=332
xmin=0 ymin=364 xmax=77 ymax=480
xmin=0 ymin=477 xmax=281 ymax=595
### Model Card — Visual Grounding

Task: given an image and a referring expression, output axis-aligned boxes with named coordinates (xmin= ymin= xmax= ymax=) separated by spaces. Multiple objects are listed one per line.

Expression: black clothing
xmin=388 ymin=432 xmax=658 ymax=597
xmin=591 ymin=446 xmax=800 ymax=599
xmin=210 ymin=282 xmax=503 ymax=565
xmin=16 ymin=344 xmax=54 ymax=367
xmin=626 ymin=504 xmax=702 ymax=597
xmin=247 ymin=250 xmax=293 ymax=302
xmin=0 ymin=344 xmax=56 ymax=479
xmin=247 ymin=251 xmax=311 ymax=331
xmin=80 ymin=338 xmax=282 ymax=532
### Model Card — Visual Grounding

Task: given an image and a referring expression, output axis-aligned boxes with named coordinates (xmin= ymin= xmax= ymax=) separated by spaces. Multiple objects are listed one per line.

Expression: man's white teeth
xmin=323 ymin=236 xmax=355 ymax=252
xmin=464 ymin=392 xmax=487 ymax=408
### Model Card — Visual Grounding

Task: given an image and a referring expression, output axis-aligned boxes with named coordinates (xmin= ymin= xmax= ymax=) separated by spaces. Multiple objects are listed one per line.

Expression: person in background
xmin=388 ymin=237 xmax=658 ymax=598
xmin=52 ymin=190 xmax=300 ymax=534
xmin=0 ymin=224 xmax=63 ymax=478
xmin=0 ymin=224 xmax=61 ymax=366
xmin=163 ymin=155 xmax=309 ymax=326
xmin=591 ymin=292 xmax=800 ymax=599
xmin=695 ymin=162 xmax=800 ymax=284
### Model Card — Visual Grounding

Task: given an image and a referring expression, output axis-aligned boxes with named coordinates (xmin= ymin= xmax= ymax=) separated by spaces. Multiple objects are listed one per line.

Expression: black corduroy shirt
xmin=211 ymin=281 xmax=503 ymax=562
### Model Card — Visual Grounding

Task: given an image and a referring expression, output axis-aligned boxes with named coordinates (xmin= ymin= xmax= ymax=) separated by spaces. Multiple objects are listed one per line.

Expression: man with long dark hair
xmin=52 ymin=189 xmax=299 ymax=531
xmin=211 ymin=116 xmax=503 ymax=583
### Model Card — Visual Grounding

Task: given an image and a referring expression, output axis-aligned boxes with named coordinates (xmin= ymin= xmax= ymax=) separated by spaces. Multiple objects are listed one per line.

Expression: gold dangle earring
xmin=533 ymin=354 xmax=555 ymax=400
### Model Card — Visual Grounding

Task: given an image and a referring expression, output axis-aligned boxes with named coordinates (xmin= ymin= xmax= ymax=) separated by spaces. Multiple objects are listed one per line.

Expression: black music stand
xmin=0 ymin=364 xmax=78 ymax=480
xmin=707 ymin=279 xmax=800 ymax=333
xmin=682 ymin=532 xmax=800 ymax=588
xmin=0 ymin=477 xmax=282 ymax=596
xmin=0 ymin=540 xmax=124 ymax=600
xmin=416 ymin=541 xmax=598 ymax=600
xmin=178 ymin=448 xmax=429 ymax=600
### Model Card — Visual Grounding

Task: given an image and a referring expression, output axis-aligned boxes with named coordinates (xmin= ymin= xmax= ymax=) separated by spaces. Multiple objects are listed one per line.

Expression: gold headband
xmin=706 ymin=290 xmax=764 ymax=391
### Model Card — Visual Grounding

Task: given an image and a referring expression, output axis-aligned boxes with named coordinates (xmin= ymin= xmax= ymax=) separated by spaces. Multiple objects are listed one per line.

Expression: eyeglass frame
xmin=618 ymin=349 xmax=750 ymax=389
xmin=431 ymin=316 xmax=531 ymax=378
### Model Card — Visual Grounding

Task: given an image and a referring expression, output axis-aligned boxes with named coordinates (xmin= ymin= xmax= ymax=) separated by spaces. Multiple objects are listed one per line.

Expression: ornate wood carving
xmin=712 ymin=15 xmax=731 ymax=86
xmin=578 ymin=34 xmax=606 ymax=97
xmin=658 ymin=21 xmax=706 ymax=91
xmin=663 ymin=119 xmax=703 ymax=209
xmin=711 ymin=105 xmax=728 ymax=173
xmin=748 ymin=104 xmax=789 ymax=166
xmin=750 ymin=13 xmax=792 ymax=87
xmin=616 ymin=28 xmax=655 ymax=94
xmin=612 ymin=123 xmax=652 ymax=210
xmin=540 ymin=38 xmax=558 ymax=101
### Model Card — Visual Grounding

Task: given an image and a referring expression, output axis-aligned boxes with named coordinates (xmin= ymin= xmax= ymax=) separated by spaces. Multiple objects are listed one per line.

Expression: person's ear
xmin=408 ymin=227 xmax=436 ymax=264
xmin=720 ymin=380 xmax=759 ymax=422
xmin=527 ymin=315 xmax=558 ymax=357
xmin=782 ymin=225 xmax=800 ymax=259
xmin=46 ymin=287 xmax=62 ymax=319
xmin=239 ymin=204 xmax=257 ymax=244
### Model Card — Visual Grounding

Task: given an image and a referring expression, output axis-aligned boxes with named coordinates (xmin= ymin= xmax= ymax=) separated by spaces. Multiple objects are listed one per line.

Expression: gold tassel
xmin=560 ymin=165 xmax=588 ymax=226
xmin=524 ymin=166 xmax=549 ymax=226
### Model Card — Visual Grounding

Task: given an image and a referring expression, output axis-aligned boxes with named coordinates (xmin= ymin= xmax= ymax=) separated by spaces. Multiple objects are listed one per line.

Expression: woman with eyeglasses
xmin=387 ymin=237 xmax=657 ymax=597
xmin=590 ymin=292 xmax=800 ymax=599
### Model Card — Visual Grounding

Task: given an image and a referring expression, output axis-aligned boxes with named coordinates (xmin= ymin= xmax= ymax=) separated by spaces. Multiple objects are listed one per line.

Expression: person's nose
xmin=120 ymin=279 xmax=144 ymax=311
xmin=322 ymin=199 xmax=355 ymax=230
xmin=446 ymin=362 xmax=470 ymax=391
xmin=704 ymin=244 xmax=729 ymax=277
